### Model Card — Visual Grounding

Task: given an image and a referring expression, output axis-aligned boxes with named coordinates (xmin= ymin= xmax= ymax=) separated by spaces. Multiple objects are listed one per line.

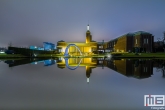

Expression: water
xmin=0 ymin=58 xmax=164 ymax=110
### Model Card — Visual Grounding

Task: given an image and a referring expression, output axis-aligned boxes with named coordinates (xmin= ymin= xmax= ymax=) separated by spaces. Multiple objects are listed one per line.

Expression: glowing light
xmin=107 ymin=54 xmax=112 ymax=58
xmin=0 ymin=51 xmax=5 ymax=53
xmin=34 ymin=54 xmax=37 ymax=57
xmin=87 ymin=25 xmax=89 ymax=30
xmin=87 ymin=78 xmax=89 ymax=83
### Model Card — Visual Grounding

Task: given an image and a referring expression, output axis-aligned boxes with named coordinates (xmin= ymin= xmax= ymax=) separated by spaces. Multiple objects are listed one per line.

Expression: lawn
xmin=1 ymin=52 xmax=165 ymax=58
xmin=113 ymin=52 xmax=165 ymax=58
xmin=0 ymin=53 xmax=27 ymax=58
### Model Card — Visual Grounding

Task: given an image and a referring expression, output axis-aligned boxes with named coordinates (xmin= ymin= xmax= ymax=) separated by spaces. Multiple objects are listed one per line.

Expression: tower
xmin=86 ymin=24 xmax=92 ymax=43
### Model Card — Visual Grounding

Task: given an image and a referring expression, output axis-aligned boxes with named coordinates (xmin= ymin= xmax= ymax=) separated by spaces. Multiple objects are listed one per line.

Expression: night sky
xmin=0 ymin=0 xmax=165 ymax=47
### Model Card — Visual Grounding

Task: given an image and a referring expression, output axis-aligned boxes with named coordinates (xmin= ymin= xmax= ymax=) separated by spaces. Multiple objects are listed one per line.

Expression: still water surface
xmin=0 ymin=58 xmax=164 ymax=110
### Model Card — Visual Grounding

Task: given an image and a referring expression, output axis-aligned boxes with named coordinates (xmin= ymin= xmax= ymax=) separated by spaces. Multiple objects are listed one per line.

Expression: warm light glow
xmin=62 ymin=47 xmax=66 ymax=52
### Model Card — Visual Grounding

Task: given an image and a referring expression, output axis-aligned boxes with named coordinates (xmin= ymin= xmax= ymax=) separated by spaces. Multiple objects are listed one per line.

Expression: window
xmin=146 ymin=67 xmax=147 ymax=72
xmin=143 ymin=67 xmax=148 ymax=72
xmin=147 ymin=39 xmax=148 ymax=44
xmin=99 ymin=46 xmax=103 ymax=49
xmin=98 ymin=58 xmax=104 ymax=60
xmin=144 ymin=39 xmax=146 ymax=44
xmin=136 ymin=39 xmax=137 ymax=44
xmin=99 ymin=61 xmax=103 ymax=64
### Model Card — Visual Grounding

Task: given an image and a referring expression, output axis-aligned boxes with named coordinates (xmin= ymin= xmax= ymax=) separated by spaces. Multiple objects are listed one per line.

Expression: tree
xmin=8 ymin=42 xmax=12 ymax=47
xmin=157 ymin=32 xmax=165 ymax=52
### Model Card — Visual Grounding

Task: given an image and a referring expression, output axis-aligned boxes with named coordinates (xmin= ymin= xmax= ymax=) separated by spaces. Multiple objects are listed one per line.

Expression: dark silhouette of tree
xmin=8 ymin=42 xmax=12 ymax=47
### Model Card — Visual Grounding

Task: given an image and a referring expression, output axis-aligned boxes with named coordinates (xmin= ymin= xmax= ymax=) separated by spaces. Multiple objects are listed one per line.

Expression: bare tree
xmin=8 ymin=41 xmax=12 ymax=47
xmin=157 ymin=32 xmax=165 ymax=52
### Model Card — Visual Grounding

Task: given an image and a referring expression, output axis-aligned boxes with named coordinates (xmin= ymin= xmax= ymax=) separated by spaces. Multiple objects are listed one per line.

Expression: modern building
xmin=29 ymin=46 xmax=40 ymax=50
xmin=57 ymin=24 xmax=97 ymax=55
xmin=106 ymin=31 xmax=154 ymax=53
xmin=30 ymin=42 xmax=56 ymax=51
xmin=43 ymin=42 xmax=56 ymax=51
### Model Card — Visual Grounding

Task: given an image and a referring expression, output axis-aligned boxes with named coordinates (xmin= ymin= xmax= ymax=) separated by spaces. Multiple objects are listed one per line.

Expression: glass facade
xmin=43 ymin=42 xmax=56 ymax=51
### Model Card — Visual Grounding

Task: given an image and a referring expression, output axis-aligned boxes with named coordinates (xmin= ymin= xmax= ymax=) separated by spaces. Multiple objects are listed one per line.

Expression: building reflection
xmin=3 ymin=57 xmax=165 ymax=81
xmin=52 ymin=58 xmax=155 ymax=80
xmin=5 ymin=58 xmax=57 ymax=67
xmin=57 ymin=58 xmax=97 ymax=83
xmin=104 ymin=59 xmax=153 ymax=79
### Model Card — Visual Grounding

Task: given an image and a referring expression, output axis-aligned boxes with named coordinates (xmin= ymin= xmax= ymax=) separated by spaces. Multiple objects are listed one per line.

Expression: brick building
xmin=106 ymin=31 xmax=154 ymax=53
xmin=134 ymin=31 xmax=154 ymax=52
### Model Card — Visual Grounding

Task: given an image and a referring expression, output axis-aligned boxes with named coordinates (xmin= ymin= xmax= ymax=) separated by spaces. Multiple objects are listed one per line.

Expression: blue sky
xmin=0 ymin=0 xmax=165 ymax=46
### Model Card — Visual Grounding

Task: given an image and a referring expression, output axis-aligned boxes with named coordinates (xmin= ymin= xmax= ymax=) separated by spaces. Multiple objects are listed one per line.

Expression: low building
xmin=43 ymin=42 xmax=56 ymax=51
xmin=0 ymin=47 xmax=7 ymax=53
xmin=30 ymin=42 xmax=56 ymax=51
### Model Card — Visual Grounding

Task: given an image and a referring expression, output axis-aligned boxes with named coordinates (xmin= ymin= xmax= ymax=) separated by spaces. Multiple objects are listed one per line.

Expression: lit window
xmin=99 ymin=61 xmax=103 ymax=64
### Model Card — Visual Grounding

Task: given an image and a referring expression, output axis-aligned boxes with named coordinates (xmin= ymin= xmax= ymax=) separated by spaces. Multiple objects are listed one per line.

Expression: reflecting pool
xmin=0 ymin=58 xmax=164 ymax=110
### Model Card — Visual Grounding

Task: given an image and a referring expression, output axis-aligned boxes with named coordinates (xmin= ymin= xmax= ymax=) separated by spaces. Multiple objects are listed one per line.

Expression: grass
xmin=1 ymin=52 xmax=165 ymax=58
xmin=113 ymin=52 xmax=165 ymax=58
xmin=0 ymin=53 xmax=28 ymax=58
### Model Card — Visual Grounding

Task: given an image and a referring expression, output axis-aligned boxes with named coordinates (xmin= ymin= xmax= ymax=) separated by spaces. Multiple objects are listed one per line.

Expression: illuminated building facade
xmin=106 ymin=31 xmax=154 ymax=52
xmin=57 ymin=25 xmax=97 ymax=55
xmin=43 ymin=42 xmax=56 ymax=51
xmin=30 ymin=42 xmax=56 ymax=51
xmin=57 ymin=25 xmax=154 ymax=54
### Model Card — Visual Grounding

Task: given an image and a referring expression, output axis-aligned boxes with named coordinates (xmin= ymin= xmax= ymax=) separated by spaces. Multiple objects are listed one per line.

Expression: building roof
xmin=134 ymin=31 xmax=151 ymax=35
xmin=57 ymin=40 xmax=65 ymax=42
xmin=91 ymin=40 xmax=96 ymax=42
xmin=120 ymin=31 xmax=151 ymax=37
xmin=86 ymin=30 xmax=91 ymax=33
xmin=43 ymin=42 xmax=55 ymax=45
xmin=108 ymin=31 xmax=152 ymax=42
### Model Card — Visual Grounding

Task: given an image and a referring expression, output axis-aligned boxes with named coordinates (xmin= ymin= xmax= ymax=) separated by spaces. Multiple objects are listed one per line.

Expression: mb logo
xmin=144 ymin=95 xmax=165 ymax=106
